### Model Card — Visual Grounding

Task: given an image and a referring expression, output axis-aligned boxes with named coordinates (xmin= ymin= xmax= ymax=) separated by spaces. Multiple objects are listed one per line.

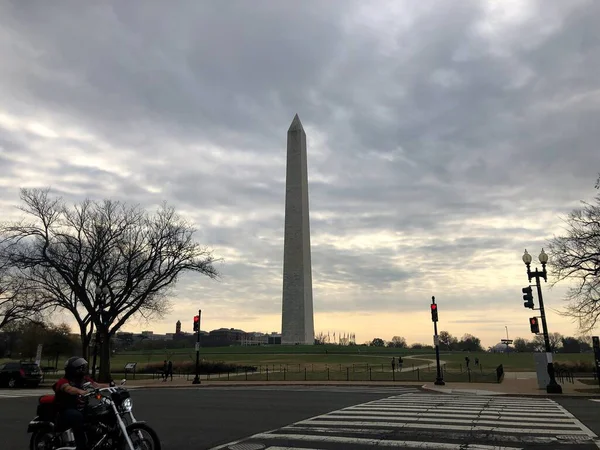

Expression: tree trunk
xmin=98 ymin=329 xmax=112 ymax=383
xmin=78 ymin=322 xmax=92 ymax=361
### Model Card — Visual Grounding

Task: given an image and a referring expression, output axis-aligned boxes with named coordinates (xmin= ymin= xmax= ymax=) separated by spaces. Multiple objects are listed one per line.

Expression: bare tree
xmin=533 ymin=332 xmax=563 ymax=352
xmin=0 ymin=188 xmax=218 ymax=381
xmin=388 ymin=336 xmax=407 ymax=348
xmin=438 ymin=331 xmax=458 ymax=350
xmin=547 ymin=181 xmax=600 ymax=332
xmin=0 ymin=260 xmax=44 ymax=330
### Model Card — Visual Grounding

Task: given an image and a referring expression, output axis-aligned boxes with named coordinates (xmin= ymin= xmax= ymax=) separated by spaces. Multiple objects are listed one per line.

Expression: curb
xmin=420 ymin=384 xmax=600 ymax=399
xmin=128 ymin=382 xmax=426 ymax=390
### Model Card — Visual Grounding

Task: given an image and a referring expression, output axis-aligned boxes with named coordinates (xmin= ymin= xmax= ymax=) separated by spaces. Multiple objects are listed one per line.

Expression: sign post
xmin=501 ymin=339 xmax=513 ymax=355
xmin=35 ymin=344 xmax=43 ymax=367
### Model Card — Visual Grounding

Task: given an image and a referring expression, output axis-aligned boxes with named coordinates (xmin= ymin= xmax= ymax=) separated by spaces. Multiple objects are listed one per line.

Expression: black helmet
xmin=65 ymin=357 xmax=88 ymax=378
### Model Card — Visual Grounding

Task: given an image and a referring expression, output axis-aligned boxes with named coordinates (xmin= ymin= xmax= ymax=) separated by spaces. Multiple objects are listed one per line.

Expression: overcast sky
xmin=1 ymin=0 xmax=599 ymax=347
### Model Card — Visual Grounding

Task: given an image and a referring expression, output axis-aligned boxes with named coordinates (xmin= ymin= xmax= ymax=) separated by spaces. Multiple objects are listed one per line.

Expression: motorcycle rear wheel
xmin=120 ymin=422 xmax=161 ymax=450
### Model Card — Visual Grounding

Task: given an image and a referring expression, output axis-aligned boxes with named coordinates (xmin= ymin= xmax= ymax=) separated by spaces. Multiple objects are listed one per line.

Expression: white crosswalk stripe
xmin=210 ymin=393 xmax=600 ymax=449
xmin=0 ymin=388 xmax=53 ymax=399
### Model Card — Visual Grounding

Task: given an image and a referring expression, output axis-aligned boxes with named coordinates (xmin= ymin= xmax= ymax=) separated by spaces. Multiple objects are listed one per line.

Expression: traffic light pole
xmin=532 ymin=273 xmax=562 ymax=393
xmin=192 ymin=309 xmax=201 ymax=385
xmin=525 ymin=262 xmax=562 ymax=394
xmin=431 ymin=296 xmax=445 ymax=386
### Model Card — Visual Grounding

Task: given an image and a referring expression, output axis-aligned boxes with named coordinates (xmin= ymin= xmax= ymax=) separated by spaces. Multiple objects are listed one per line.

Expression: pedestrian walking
xmin=391 ymin=357 xmax=396 ymax=372
xmin=167 ymin=360 xmax=173 ymax=381
xmin=162 ymin=360 xmax=168 ymax=382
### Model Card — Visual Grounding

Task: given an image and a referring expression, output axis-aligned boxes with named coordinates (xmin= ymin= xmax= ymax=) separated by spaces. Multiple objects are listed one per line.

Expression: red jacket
xmin=53 ymin=375 xmax=94 ymax=410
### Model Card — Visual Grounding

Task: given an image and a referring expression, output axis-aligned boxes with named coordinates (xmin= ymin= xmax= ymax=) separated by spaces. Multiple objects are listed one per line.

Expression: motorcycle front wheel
xmin=29 ymin=429 xmax=56 ymax=450
xmin=120 ymin=422 xmax=161 ymax=450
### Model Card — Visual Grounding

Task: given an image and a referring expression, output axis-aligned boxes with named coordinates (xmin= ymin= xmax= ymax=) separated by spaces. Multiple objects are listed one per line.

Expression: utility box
xmin=534 ymin=352 xmax=551 ymax=389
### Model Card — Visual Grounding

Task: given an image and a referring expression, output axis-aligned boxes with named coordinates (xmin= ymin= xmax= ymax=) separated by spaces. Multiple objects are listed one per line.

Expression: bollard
xmin=346 ymin=367 xmax=349 ymax=381
xmin=393 ymin=368 xmax=395 ymax=382
xmin=227 ymin=371 xmax=229 ymax=381
xmin=468 ymin=368 xmax=471 ymax=382
xmin=327 ymin=368 xmax=330 ymax=381
xmin=284 ymin=368 xmax=286 ymax=381
xmin=304 ymin=367 xmax=307 ymax=381
xmin=266 ymin=367 xmax=269 ymax=381
xmin=417 ymin=368 xmax=420 ymax=381
xmin=245 ymin=370 xmax=248 ymax=381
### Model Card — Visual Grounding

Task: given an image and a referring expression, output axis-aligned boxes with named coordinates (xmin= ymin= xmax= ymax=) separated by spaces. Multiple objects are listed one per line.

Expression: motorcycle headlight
xmin=120 ymin=398 xmax=132 ymax=413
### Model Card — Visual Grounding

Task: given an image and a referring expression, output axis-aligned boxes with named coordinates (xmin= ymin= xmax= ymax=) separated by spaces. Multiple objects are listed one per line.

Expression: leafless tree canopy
xmin=0 ymin=188 xmax=218 ymax=378
xmin=0 ymin=260 xmax=40 ymax=329
xmin=548 ymin=186 xmax=600 ymax=332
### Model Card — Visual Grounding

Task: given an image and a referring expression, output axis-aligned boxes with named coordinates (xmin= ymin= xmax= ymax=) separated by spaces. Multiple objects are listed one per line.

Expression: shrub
xmin=133 ymin=360 xmax=257 ymax=374
xmin=553 ymin=360 xmax=595 ymax=373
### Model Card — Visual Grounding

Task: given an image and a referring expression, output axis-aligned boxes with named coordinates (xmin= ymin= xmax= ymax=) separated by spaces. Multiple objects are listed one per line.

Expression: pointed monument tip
xmin=288 ymin=113 xmax=304 ymax=132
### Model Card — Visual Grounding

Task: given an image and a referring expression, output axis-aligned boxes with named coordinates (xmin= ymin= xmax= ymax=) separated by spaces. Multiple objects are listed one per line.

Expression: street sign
xmin=501 ymin=339 xmax=513 ymax=344
xmin=195 ymin=342 xmax=200 ymax=351
xmin=433 ymin=335 xmax=439 ymax=346
xmin=35 ymin=344 xmax=43 ymax=366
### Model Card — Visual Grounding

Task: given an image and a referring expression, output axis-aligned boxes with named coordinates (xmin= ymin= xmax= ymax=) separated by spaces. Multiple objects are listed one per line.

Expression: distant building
xmin=176 ymin=320 xmax=181 ymax=335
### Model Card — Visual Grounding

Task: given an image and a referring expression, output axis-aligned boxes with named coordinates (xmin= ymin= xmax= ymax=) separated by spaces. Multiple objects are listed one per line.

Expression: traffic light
xmin=430 ymin=303 xmax=438 ymax=322
xmin=522 ymin=286 xmax=534 ymax=309
xmin=193 ymin=315 xmax=200 ymax=332
xmin=529 ymin=317 xmax=540 ymax=334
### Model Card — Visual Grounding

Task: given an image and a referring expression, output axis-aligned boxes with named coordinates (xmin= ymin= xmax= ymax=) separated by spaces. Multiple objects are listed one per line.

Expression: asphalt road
xmin=1 ymin=386 xmax=599 ymax=450
xmin=0 ymin=385 xmax=413 ymax=450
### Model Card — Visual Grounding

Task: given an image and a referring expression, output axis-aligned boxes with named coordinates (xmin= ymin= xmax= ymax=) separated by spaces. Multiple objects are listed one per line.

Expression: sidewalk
xmin=421 ymin=375 xmax=600 ymax=397
xmin=95 ymin=373 xmax=600 ymax=398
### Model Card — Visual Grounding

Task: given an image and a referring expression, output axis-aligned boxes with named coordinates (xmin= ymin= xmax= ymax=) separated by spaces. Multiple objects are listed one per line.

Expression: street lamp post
xmin=92 ymin=285 xmax=110 ymax=380
xmin=522 ymin=249 xmax=562 ymax=394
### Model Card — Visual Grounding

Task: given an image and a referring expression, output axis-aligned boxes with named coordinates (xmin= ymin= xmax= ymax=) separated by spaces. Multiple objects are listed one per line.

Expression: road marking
xmin=0 ymin=389 xmax=52 ymax=399
xmin=209 ymin=392 xmax=599 ymax=449
xmin=253 ymin=434 xmax=522 ymax=449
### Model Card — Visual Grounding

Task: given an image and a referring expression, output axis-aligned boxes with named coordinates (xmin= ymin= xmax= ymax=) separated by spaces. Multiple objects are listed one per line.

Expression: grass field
xmin=3 ymin=344 xmax=597 ymax=374
xmin=436 ymin=351 xmax=595 ymax=372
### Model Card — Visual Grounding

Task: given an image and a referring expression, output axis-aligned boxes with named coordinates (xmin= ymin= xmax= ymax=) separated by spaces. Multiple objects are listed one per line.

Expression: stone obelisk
xmin=281 ymin=114 xmax=315 ymax=345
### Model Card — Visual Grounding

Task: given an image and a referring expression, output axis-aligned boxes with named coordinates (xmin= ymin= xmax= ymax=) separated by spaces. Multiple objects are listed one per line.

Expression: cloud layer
xmin=1 ymin=0 xmax=599 ymax=345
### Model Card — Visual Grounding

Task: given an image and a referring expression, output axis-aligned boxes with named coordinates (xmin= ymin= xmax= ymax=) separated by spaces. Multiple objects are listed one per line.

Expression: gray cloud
xmin=1 ymin=0 xmax=599 ymax=340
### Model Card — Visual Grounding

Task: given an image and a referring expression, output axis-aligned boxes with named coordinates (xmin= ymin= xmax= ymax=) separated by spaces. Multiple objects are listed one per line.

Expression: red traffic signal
xmin=529 ymin=317 xmax=539 ymax=334
xmin=193 ymin=315 xmax=200 ymax=332
xmin=430 ymin=303 xmax=438 ymax=322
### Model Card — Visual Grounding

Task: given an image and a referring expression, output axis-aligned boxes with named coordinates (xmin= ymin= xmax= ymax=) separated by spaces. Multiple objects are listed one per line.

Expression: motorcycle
xmin=27 ymin=380 xmax=161 ymax=450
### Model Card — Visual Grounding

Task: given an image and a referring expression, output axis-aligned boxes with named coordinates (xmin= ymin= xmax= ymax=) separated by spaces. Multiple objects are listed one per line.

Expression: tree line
xmin=369 ymin=332 xmax=483 ymax=352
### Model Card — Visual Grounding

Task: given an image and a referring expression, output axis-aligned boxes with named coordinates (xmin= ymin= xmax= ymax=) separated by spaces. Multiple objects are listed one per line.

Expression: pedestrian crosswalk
xmin=0 ymin=388 xmax=53 ymax=399
xmin=211 ymin=392 xmax=600 ymax=449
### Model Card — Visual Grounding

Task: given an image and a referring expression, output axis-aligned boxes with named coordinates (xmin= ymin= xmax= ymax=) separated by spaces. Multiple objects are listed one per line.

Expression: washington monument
xmin=281 ymin=114 xmax=315 ymax=345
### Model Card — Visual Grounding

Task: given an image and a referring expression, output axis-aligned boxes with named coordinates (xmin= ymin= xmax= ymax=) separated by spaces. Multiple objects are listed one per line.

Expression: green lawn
xmin=109 ymin=351 xmax=431 ymax=371
xmin=4 ymin=346 xmax=597 ymax=374
xmin=437 ymin=351 xmax=596 ymax=372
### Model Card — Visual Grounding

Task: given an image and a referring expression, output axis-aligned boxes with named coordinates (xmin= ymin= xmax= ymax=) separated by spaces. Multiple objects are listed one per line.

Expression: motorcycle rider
xmin=52 ymin=357 xmax=110 ymax=449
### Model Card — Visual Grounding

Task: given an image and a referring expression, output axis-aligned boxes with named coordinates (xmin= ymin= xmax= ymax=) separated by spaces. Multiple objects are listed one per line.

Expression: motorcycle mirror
xmin=82 ymin=382 xmax=92 ymax=389
xmin=121 ymin=379 xmax=126 ymax=385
